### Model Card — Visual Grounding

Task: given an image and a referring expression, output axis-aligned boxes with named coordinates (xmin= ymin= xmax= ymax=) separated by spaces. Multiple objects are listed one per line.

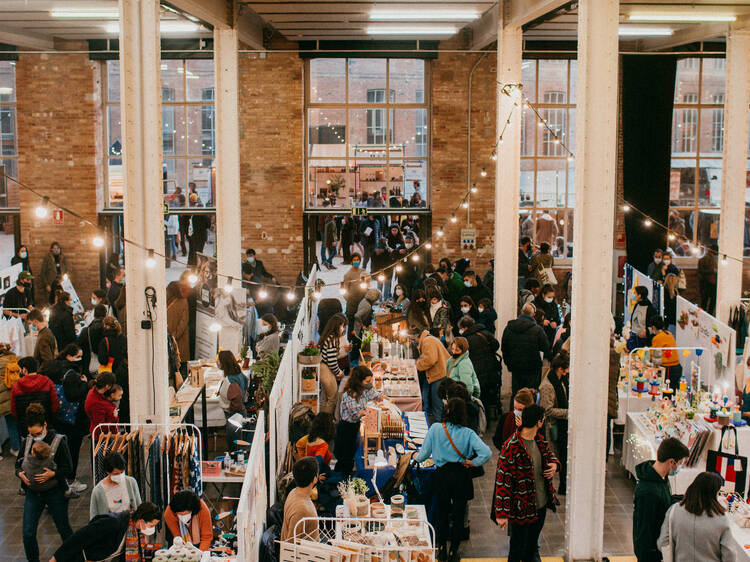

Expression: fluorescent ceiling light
xmin=618 ymin=26 xmax=673 ymax=37
xmin=51 ymin=8 xmax=119 ymax=18
xmin=365 ymin=25 xmax=457 ymax=36
xmin=0 ymin=87 xmax=12 ymax=95
xmin=369 ymin=8 xmax=479 ymax=21
xmin=105 ymin=21 xmax=201 ymax=34
xmin=628 ymin=14 xmax=736 ymax=23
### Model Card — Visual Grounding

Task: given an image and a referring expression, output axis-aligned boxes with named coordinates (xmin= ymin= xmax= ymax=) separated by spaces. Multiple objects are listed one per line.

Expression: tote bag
xmin=706 ymin=425 xmax=748 ymax=497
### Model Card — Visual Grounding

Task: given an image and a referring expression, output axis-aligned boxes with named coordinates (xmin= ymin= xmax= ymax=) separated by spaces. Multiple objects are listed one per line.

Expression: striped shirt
xmin=321 ymin=336 xmax=341 ymax=376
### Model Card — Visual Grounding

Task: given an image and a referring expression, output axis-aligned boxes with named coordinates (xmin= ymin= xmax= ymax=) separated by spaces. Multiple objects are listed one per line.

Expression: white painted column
xmin=565 ymin=0 xmax=619 ymax=558
xmin=213 ymin=28 xmax=243 ymax=353
xmin=119 ymin=0 xmax=170 ymax=424
xmin=493 ymin=5 xmax=522 ymax=354
xmin=717 ymin=24 xmax=750 ymax=320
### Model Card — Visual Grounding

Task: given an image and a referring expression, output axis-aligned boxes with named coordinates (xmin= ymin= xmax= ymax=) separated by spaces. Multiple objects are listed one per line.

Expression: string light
xmin=223 ymin=276 xmax=234 ymax=294
xmin=286 ymin=290 xmax=296 ymax=302
xmin=450 ymin=215 xmax=457 ymax=223
xmin=622 ymin=204 xmax=631 ymax=212
xmin=187 ymin=273 xmax=198 ymax=287
xmin=491 ymin=153 xmax=497 ymax=161
xmin=62 ymin=273 xmax=69 ymax=282
xmin=258 ymin=288 xmax=268 ymax=300
xmin=339 ymin=287 xmax=347 ymax=296
xmin=411 ymin=254 xmax=420 ymax=262
xmin=480 ymin=168 xmax=487 ymax=177
xmin=312 ymin=291 xmax=322 ymax=300
xmin=145 ymin=249 xmax=156 ymax=269
xmin=437 ymin=229 xmax=444 ymax=237
xmin=395 ymin=265 xmax=403 ymax=273
xmin=377 ymin=274 xmax=385 ymax=282
xmin=425 ymin=242 xmax=432 ymax=250
xmin=668 ymin=234 xmax=676 ymax=241
xmin=92 ymin=236 xmax=104 ymax=248
xmin=643 ymin=219 xmax=652 ymax=227
xmin=461 ymin=201 xmax=469 ymax=209
xmin=721 ymin=255 xmax=728 ymax=266
xmin=471 ymin=185 xmax=478 ymax=194
xmin=35 ymin=196 xmax=49 ymax=218
xmin=360 ymin=281 xmax=368 ymax=289
xmin=691 ymin=245 xmax=700 ymax=256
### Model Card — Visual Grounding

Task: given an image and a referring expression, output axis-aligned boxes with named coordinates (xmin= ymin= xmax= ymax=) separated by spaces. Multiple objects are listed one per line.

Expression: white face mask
xmin=246 ymin=257 xmax=255 ymax=264
xmin=258 ymin=323 xmax=269 ymax=334
xmin=544 ymin=297 xmax=554 ymax=303
xmin=478 ymin=306 xmax=484 ymax=313
xmin=460 ymin=306 xmax=470 ymax=314
xmin=178 ymin=513 xmax=192 ymax=524
xmin=140 ymin=525 xmax=156 ymax=536
xmin=91 ymin=297 xmax=98 ymax=306
xmin=663 ymin=259 xmax=672 ymax=266
xmin=405 ymin=242 xmax=414 ymax=249
xmin=464 ymin=281 xmax=472 ymax=288
xmin=110 ymin=473 xmax=124 ymax=484
xmin=654 ymin=256 xmax=662 ymax=264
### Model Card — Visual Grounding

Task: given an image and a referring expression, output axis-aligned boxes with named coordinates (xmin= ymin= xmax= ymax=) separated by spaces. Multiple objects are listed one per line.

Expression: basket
xmin=301 ymin=377 xmax=317 ymax=393
xmin=298 ymin=353 xmax=322 ymax=365
xmin=201 ymin=460 xmax=223 ymax=477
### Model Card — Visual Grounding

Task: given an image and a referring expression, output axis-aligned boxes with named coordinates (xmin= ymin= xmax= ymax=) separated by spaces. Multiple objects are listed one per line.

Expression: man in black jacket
xmin=458 ymin=316 xmax=501 ymax=418
xmin=461 ymin=270 xmax=492 ymax=304
xmin=533 ymin=283 xmax=561 ymax=345
xmin=3 ymin=271 xmax=33 ymax=318
xmin=501 ymin=303 xmax=551 ymax=403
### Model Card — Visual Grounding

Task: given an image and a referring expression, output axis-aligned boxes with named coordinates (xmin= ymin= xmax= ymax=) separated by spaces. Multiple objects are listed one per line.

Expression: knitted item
xmin=124 ymin=521 xmax=146 ymax=561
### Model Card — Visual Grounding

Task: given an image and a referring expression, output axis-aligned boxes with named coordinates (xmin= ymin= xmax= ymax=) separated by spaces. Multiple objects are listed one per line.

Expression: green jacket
xmin=633 ymin=460 xmax=673 ymax=562
xmin=446 ymin=353 xmax=481 ymax=398
xmin=445 ymin=273 xmax=464 ymax=307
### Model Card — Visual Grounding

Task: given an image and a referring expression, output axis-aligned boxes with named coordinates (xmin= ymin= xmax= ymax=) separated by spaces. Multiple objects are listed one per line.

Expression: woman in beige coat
xmin=166 ymin=281 xmax=189 ymax=377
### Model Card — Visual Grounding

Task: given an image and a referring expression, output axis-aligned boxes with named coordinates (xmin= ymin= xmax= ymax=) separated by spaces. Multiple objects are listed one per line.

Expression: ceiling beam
xmin=639 ymin=21 xmax=728 ymax=51
xmin=0 ymin=26 xmax=54 ymax=50
xmin=236 ymin=4 xmax=264 ymax=49
xmin=162 ymin=0 xmax=232 ymax=29
xmin=470 ymin=0 xmax=571 ymax=49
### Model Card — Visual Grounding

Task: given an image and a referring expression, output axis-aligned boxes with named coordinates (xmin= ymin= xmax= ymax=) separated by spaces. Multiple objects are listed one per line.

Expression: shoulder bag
xmin=442 ymin=422 xmax=484 ymax=478
xmin=659 ymin=505 xmax=674 ymax=562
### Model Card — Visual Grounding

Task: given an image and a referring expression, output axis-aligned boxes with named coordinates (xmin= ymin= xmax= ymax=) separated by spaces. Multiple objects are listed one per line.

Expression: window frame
xmin=0 ymin=61 xmax=18 ymax=210
xmin=102 ymin=59 xmax=216 ymax=210
xmin=304 ymin=58 xmax=430 ymax=210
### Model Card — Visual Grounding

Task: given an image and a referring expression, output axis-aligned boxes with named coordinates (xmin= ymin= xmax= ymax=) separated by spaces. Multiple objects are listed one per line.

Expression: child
xmin=106 ymin=384 xmax=123 ymax=419
xmin=22 ymin=441 xmax=58 ymax=493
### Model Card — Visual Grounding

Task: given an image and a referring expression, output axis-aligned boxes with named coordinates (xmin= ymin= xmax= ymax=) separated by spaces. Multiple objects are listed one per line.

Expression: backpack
xmin=288 ymin=402 xmax=314 ymax=444
xmin=54 ymin=370 xmax=81 ymax=426
xmin=4 ymin=356 xmax=20 ymax=389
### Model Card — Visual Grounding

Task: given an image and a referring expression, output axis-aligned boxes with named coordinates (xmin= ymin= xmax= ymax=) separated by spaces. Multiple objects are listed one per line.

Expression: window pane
xmin=567 ymin=160 xmax=575 ymax=207
xmin=394 ymin=109 xmax=427 ymax=157
xmin=108 ymin=159 xmax=124 ymax=207
xmin=537 ymin=106 xmax=567 ymax=156
xmin=161 ymin=60 xmax=185 ymax=102
xmin=668 ymin=210 xmax=695 ymax=250
xmin=1 ymin=159 xmax=19 ymax=206
xmin=307 ymin=160 xmax=351 ymax=207
xmin=404 ymin=161 xmax=427 ymax=206
xmin=310 ymin=58 xmax=345 ymax=103
xmin=355 ymin=161 xmax=389 ymax=206
xmin=107 ymin=60 xmax=120 ymax=102
xmin=0 ymin=62 xmax=16 ymax=102
xmin=0 ymin=107 xmax=16 ymax=156
xmin=536 ymin=159 xmax=566 ymax=208
xmin=308 ymin=109 xmax=346 ymax=158
xmin=389 ymin=59 xmax=424 ymax=103
xmin=187 ymin=106 xmax=214 ymax=156
xmin=163 ymin=159 xmax=187 ymax=198
xmin=672 ymin=108 xmax=698 ymax=155
xmin=521 ymin=60 xmax=536 ymax=103
xmin=186 ymin=60 xmax=214 ymax=102
xmin=538 ymin=60 xmax=568 ymax=105
xmin=107 ymin=106 xmax=122 ymax=162
xmin=520 ymin=159 xmax=533 ymax=208
xmin=699 ymin=107 xmax=723 ymax=156
xmin=520 ymin=107 xmax=534 ymax=156
xmin=162 ymin=106 xmax=186 ymax=156
xmin=698 ymin=159 xmax=722 ymax=207
xmin=349 ymin=108 xmax=393 ymax=151
xmin=533 ymin=210 xmax=561 ymax=247
xmin=696 ymin=209 xmax=720 ymax=248
xmin=348 ymin=59 xmax=386 ymax=103
xmin=674 ymin=58 xmax=700 ymax=104
xmin=701 ymin=60 xmax=725 ymax=105
xmin=670 ymin=158 xmax=696 ymax=207
xmin=188 ymin=159 xmax=213 ymax=206
xmin=569 ymin=60 xmax=577 ymax=104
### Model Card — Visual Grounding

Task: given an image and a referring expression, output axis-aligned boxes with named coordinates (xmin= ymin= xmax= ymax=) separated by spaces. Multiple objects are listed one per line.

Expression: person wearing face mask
xmin=107 ymin=267 xmax=126 ymax=314
xmin=629 ymin=286 xmax=657 ymax=351
xmin=319 ymin=314 xmax=348 ymax=414
xmin=534 ymin=284 xmax=561 ymax=345
xmin=457 ymin=296 xmax=478 ymax=324
xmin=493 ymin=387 xmax=535 ymax=449
xmin=393 ymin=283 xmax=410 ymax=310
xmin=649 ymin=316 xmax=682 ymax=392
xmin=538 ymin=353 xmax=570 ymax=495
xmin=281 ymin=457 xmax=321 ymax=541
xmin=405 ymin=289 xmax=430 ymax=333
xmin=164 ymin=490 xmax=213 ymax=550
xmin=85 ymin=372 xmax=118 ymax=441
xmin=11 ymin=356 xmax=59 ymax=438
xmin=647 ymin=248 xmax=664 ymax=279
xmin=40 ymin=241 xmax=70 ymax=305
xmin=446 ymin=338 xmax=481 ymax=399
xmin=425 ymin=286 xmax=451 ymax=341
xmin=476 ymin=298 xmax=497 ymax=334
xmin=90 ymin=452 xmax=142 ymax=517
xmin=633 ymin=438 xmax=690 ymax=562
xmin=11 ymin=244 xmax=32 ymax=279
xmin=52 ymin=501 xmax=162 ymax=562
xmin=85 ymin=289 xmax=113 ymax=326
xmin=4 ymin=271 xmax=33 ymax=319
xmin=27 ymin=308 xmax=58 ymax=367
xmin=461 ymin=271 xmax=491 ymax=307
xmin=49 ymin=290 xmax=76 ymax=350
xmin=255 ymin=313 xmax=280 ymax=359
xmin=16 ymin=403 xmax=74 ymax=561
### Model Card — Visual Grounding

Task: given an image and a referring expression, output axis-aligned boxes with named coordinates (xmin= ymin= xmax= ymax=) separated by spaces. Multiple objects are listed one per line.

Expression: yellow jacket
xmin=416 ymin=330 xmax=451 ymax=384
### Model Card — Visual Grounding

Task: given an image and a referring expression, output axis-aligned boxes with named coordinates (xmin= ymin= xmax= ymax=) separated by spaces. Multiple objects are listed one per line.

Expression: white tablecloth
xmin=616 ymin=390 xmax=656 ymax=425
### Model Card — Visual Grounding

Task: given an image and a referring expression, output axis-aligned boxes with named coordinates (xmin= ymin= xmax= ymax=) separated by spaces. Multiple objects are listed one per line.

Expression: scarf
xmin=178 ymin=515 xmax=201 ymax=546
xmin=124 ymin=521 xmax=146 ymax=561
xmin=548 ymin=371 xmax=569 ymax=410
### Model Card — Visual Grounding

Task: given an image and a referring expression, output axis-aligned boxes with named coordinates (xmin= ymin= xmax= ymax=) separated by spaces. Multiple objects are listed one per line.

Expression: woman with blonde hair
xmin=97 ymin=316 xmax=127 ymax=373
xmin=663 ymin=273 xmax=679 ymax=335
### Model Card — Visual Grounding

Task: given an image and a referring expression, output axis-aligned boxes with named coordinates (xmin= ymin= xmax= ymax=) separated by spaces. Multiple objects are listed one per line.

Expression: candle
xmin=733 ymin=409 xmax=742 ymax=424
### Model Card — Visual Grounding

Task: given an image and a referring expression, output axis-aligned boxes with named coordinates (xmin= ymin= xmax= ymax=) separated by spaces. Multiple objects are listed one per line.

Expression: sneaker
xmin=17 ymin=488 xmax=25 ymax=496
xmin=9 ymin=448 xmax=18 ymax=457
xmin=64 ymin=489 xmax=80 ymax=499
xmin=69 ymin=479 xmax=88 ymax=493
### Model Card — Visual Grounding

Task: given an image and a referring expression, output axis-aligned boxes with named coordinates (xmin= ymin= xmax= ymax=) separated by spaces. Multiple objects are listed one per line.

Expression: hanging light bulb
xmin=286 ymin=290 xmax=296 ymax=302
xmin=643 ymin=219 xmax=652 ymax=227
xmin=35 ymin=196 xmax=50 ymax=218
xmin=395 ymin=265 xmax=403 ymax=273
xmin=437 ymin=229 xmax=444 ymax=237
xmin=691 ymin=245 xmax=700 ymax=255
xmin=411 ymin=254 xmax=420 ymax=262
xmin=145 ymin=249 xmax=157 ymax=269
xmin=377 ymin=274 xmax=385 ymax=282
xmin=471 ymin=184 xmax=478 ymax=194
xmin=258 ymin=288 xmax=268 ymax=300
xmin=187 ymin=272 xmax=198 ymax=286
xmin=425 ymin=242 xmax=432 ymax=250
xmin=312 ymin=291 xmax=322 ymax=300
xmin=621 ymin=204 xmax=631 ymax=212
xmin=491 ymin=152 xmax=497 ymax=161
xmin=223 ymin=276 xmax=234 ymax=294
xmin=668 ymin=233 xmax=676 ymax=241
xmin=480 ymin=168 xmax=487 ymax=177
xmin=567 ymin=155 xmax=574 ymax=163
xmin=359 ymin=281 xmax=368 ymax=290
xmin=559 ymin=219 xmax=565 ymax=226
xmin=450 ymin=215 xmax=457 ymax=223
xmin=461 ymin=201 xmax=469 ymax=209
xmin=43 ymin=308 xmax=50 ymax=321
xmin=339 ymin=286 xmax=347 ymax=296
xmin=721 ymin=255 xmax=728 ymax=266
xmin=209 ymin=322 xmax=222 ymax=333
xmin=537 ymin=121 xmax=543 ymax=128
xmin=92 ymin=236 xmax=105 ymax=248
xmin=62 ymin=273 xmax=69 ymax=282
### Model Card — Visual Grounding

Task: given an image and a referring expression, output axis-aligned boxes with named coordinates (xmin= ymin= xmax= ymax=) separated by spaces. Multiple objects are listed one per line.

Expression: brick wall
xmin=16 ymin=48 xmax=102 ymax=305
xmin=430 ymin=42 xmax=497 ymax=276
xmin=238 ymin=44 xmax=304 ymax=284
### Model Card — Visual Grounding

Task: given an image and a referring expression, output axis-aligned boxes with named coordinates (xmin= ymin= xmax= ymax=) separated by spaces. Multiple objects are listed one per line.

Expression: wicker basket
xmin=298 ymin=353 xmax=322 ymax=365
xmin=301 ymin=377 xmax=317 ymax=393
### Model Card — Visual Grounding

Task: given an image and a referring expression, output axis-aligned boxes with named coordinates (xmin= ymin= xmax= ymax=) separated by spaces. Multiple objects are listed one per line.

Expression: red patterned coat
xmin=493 ymin=431 xmax=560 ymax=525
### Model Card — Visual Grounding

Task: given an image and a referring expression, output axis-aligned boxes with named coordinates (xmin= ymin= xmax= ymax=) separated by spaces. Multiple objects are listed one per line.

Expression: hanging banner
xmin=623 ymin=263 xmax=664 ymax=325
xmin=676 ymin=295 xmax=736 ymax=390
xmin=0 ymin=263 xmax=22 ymax=298
xmin=194 ymin=253 xmax=218 ymax=360
xmin=60 ymin=276 xmax=84 ymax=314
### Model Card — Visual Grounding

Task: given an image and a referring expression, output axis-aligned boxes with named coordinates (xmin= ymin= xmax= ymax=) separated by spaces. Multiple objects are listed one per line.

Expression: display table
xmin=374 ymin=311 xmax=407 ymax=341
xmin=616 ymin=390 xmax=656 ymax=425
xmin=371 ymin=358 xmax=422 ymax=412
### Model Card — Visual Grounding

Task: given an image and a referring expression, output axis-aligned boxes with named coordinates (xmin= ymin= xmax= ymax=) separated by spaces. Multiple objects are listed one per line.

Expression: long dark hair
xmin=443 ymin=397 xmax=467 ymax=427
xmin=319 ymin=313 xmax=346 ymax=349
xmin=218 ymin=350 xmax=241 ymax=376
xmin=308 ymin=413 xmax=336 ymax=443
xmin=343 ymin=365 xmax=372 ymax=400
xmin=680 ymin=472 xmax=725 ymax=517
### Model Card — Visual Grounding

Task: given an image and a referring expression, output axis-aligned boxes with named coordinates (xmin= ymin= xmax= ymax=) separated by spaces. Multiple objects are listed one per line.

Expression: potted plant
xmin=239 ymin=344 xmax=250 ymax=369
xmin=298 ymin=343 xmax=321 ymax=365
xmin=337 ymin=477 xmax=370 ymax=515
xmin=301 ymin=366 xmax=317 ymax=392
xmin=252 ymin=351 xmax=281 ymax=412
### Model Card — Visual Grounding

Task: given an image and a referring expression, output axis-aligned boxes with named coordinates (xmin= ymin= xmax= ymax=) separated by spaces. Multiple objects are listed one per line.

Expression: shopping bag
xmin=705 ymin=425 xmax=748 ymax=497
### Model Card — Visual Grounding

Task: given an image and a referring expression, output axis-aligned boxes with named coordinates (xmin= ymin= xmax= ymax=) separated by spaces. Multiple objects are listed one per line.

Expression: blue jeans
xmin=6 ymin=414 xmax=20 ymax=451
xmin=321 ymin=245 xmax=335 ymax=266
xmin=422 ymin=378 xmax=444 ymax=422
xmin=23 ymin=487 xmax=73 ymax=562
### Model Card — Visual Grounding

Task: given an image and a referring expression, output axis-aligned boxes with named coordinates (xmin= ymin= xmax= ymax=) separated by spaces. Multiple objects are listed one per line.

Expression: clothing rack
xmin=91 ymin=422 xmax=203 ymax=507
xmin=728 ymin=302 xmax=750 ymax=353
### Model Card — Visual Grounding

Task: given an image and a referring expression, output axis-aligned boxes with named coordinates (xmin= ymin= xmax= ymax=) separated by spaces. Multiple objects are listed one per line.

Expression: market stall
xmin=370 ymin=358 xmax=422 ymax=412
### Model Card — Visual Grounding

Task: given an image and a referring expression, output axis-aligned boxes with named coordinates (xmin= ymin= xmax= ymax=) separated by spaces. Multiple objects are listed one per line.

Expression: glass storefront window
xmin=0 ymin=61 xmax=18 ymax=209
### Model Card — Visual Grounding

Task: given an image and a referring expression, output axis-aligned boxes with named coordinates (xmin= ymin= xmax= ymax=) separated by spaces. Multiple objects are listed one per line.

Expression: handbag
xmin=677 ymin=270 xmax=687 ymax=290
xmin=442 ymin=423 xmax=484 ymax=478
xmin=659 ymin=506 xmax=674 ymax=562
xmin=541 ymin=266 xmax=557 ymax=285
xmin=87 ymin=327 xmax=101 ymax=375
xmin=706 ymin=425 xmax=748 ymax=496
xmin=98 ymin=338 xmax=114 ymax=374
